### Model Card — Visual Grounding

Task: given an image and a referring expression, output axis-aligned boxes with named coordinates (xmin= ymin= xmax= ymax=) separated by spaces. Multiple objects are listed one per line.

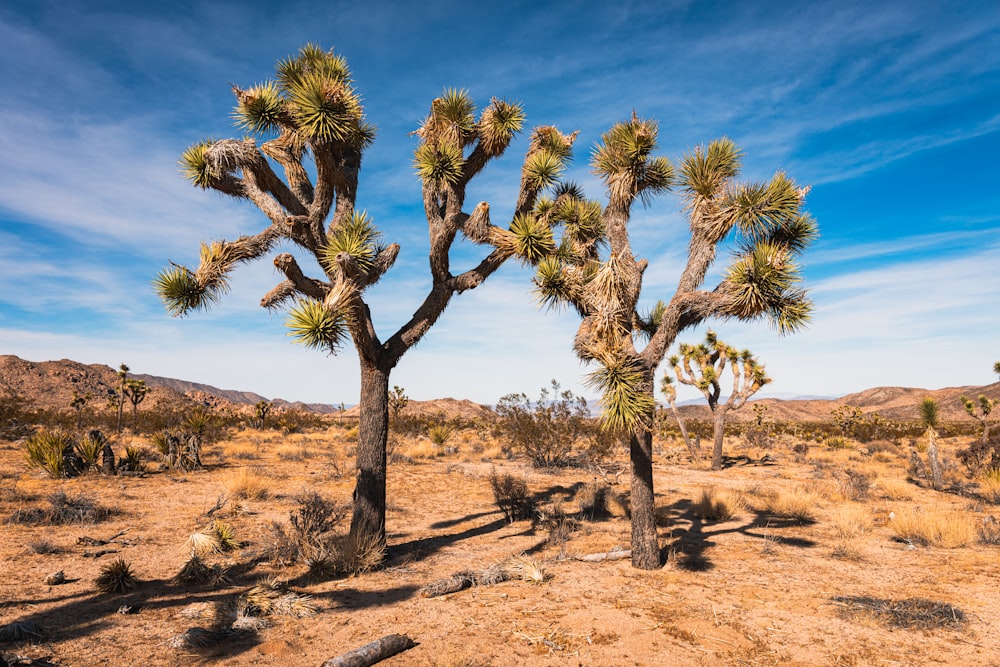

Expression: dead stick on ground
xmin=321 ymin=634 xmax=416 ymax=667
xmin=576 ymin=549 xmax=632 ymax=562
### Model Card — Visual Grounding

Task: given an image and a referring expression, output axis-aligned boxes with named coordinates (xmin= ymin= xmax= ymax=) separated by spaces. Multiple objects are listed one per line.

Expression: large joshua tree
xmin=668 ymin=330 xmax=771 ymax=470
xmin=154 ymin=45 xmax=577 ymax=556
xmin=530 ymin=116 xmax=815 ymax=568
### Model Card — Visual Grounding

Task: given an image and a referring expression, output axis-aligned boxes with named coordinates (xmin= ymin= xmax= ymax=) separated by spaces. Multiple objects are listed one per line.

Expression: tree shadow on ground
xmin=657 ymin=498 xmax=818 ymax=571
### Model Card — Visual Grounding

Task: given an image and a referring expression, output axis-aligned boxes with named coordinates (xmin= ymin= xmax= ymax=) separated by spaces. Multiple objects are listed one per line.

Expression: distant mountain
xmin=3 ymin=354 xmax=997 ymax=423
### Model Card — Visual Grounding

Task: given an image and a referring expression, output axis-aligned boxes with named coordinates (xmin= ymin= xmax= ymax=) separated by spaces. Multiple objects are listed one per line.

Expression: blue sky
xmin=1 ymin=0 xmax=998 ymax=406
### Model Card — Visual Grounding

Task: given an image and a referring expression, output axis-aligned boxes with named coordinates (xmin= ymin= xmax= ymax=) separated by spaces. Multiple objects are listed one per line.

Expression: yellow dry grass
xmin=225 ymin=467 xmax=271 ymax=501
xmin=889 ymin=507 xmax=979 ymax=548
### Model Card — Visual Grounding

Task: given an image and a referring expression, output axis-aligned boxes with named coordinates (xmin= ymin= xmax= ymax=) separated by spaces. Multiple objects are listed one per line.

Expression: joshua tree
xmin=831 ymin=405 xmax=864 ymax=440
xmin=70 ymin=390 xmax=93 ymax=430
xmin=920 ymin=397 xmax=943 ymax=489
xmin=123 ymin=379 xmax=151 ymax=429
xmin=660 ymin=375 xmax=698 ymax=458
xmin=528 ymin=119 xmax=814 ymax=568
xmin=668 ymin=331 xmax=771 ymax=470
xmin=994 ymin=360 xmax=1000 ymax=379
xmin=960 ymin=394 xmax=995 ymax=442
xmin=154 ymin=45 xmax=576 ymax=557
xmin=113 ymin=363 xmax=130 ymax=433
xmin=253 ymin=400 xmax=272 ymax=429
xmin=388 ymin=385 xmax=409 ymax=429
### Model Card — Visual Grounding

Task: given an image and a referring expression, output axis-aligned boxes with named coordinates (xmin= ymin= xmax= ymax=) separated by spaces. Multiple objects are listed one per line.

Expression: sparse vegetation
xmin=890 ymin=507 xmax=979 ymax=548
xmin=95 ymin=557 xmax=139 ymax=594
xmin=692 ymin=486 xmax=743 ymax=521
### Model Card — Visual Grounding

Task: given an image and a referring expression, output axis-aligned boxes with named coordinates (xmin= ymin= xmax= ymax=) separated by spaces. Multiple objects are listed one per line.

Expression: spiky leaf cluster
xmin=586 ymin=354 xmax=655 ymax=434
xmin=153 ymin=266 xmax=221 ymax=316
xmin=285 ymin=299 xmax=350 ymax=354
xmin=321 ymin=211 xmax=384 ymax=275
xmin=592 ymin=116 xmax=675 ymax=204
xmin=413 ymin=90 xmax=526 ymax=187
xmin=722 ymin=241 xmax=811 ymax=333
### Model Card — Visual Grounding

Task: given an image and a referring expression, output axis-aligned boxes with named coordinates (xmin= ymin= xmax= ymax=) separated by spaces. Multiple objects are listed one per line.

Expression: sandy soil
xmin=1 ymin=428 xmax=998 ymax=666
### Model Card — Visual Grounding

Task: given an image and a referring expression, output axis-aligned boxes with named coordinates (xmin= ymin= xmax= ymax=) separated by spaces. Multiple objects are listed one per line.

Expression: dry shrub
xmin=488 ymin=470 xmax=534 ymax=522
xmin=980 ymin=515 xmax=1000 ymax=545
xmin=223 ymin=440 xmax=259 ymax=461
xmin=537 ymin=501 xmax=578 ymax=546
xmin=9 ymin=491 xmax=112 ymax=525
xmin=577 ymin=481 xmax=611 ymax=520
xmin=838 ymin=469 xmax=873 ymax=501
xmin=692 ymin=486 xmax=743 ymax=521
xmin=890 ymin=507 xmax=979 ymax=548
xmin=226 ymin=468 xmax=271 ymax=500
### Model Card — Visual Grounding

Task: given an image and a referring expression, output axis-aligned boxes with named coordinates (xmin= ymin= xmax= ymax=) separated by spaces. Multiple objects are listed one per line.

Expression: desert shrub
xmin=495 ymin=380 xmax=592 ymax=467
xmin=981 ymin=515 xmax=1000 ymax=545
xmin=266 ymin=491 xmax=347 ymax=573
xmin=74 ymin=430 xmax=107 ymax=471
xmin=277 ymin=408 xmax=325 ymax=434
xmin=692 ymin=486 xmax=743 ymax=521
xmin=833 ymin=595 xmax=967 ymax=630
xmin=957 ymin=433 xmax=1000 ymax=475
xmin=826 ymin=436 xmax=851 ymax=450
xmin=488 ymin=470 xmax=534 ymax=522
xmin=791 ymin=441 xmax=809 ymax=460
xmin=890 ymin=508 xmax=978 ymax=548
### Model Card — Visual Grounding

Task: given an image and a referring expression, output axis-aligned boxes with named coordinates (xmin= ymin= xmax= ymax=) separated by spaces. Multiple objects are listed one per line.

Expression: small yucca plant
xmin=23 ymin=429 xmax=72 ymax=478
xmin=212 ymin=520 xmax=240 ymax=552
xmin=96 ymin=557 xmax=138 ymax=594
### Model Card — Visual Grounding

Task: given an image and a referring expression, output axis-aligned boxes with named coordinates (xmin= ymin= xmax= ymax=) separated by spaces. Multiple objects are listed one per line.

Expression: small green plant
xmin=211 ymin=520 xmax=240 ymax=552
xmin=23 ymin=429 xmax=74 ymax=478
xmin=427 ymin=424 xmax=453 ymax=449
xmin=95 ymin=557 xmax=138 ymax=594
xmin=488 ymin=470 xmax=534 ymax=522
xmin=122 ymin=445 xmax=145 ymax=472
xmin=74 ymin=431 xmax=106 ymax=471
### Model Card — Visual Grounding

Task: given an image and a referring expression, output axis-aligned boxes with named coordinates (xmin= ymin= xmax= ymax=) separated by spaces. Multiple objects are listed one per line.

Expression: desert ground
xmin=2 ymin=420 xmax=999 ymax=667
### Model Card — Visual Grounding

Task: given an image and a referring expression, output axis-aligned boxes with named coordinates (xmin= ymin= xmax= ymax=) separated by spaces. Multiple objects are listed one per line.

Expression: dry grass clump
xmin=692 ymin=486 xmax=744 ymax=521
xmin=95 ymin=557 xmax=139 ymax=594
xmin=890 ymin=507 xmax=979 ymax=548
xmin=977 ymin=470 xmax=1000 ymax=504
xmin=226 ymin=468 xmax=270 ymax=500
xmin=746 ymin=485 xmax=819 ymax=523
xmin=838 ymin=468 xmax=873 ymax=501
xmin=536 ymin=501 xmax=578 ymax=547
xmin=874 ymin=478 xmax=915 ymax=501
xmin=832 ymin=595 xmax=967 ymax=630
xmin=401 ymin=438 xmax=442 ymax=459
xmin=0 ymin=620 xmax=45 ymax=642
xmin=829 ymin=505 xmax=874 ymax=561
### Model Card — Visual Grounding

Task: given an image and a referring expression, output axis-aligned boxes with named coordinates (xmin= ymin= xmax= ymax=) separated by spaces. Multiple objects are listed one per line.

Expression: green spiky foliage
xmin=960 ymin=394 xmax=996 ymax=441
xmin=156 ymin=45 xmax=576 ymax=561
xmin=669 ymin=331 xmax=771 ymax=470
xmin=920 ymin=398 xmax=939 ymax=429
xmin=519 ymin=117 xmax=814 ymax=569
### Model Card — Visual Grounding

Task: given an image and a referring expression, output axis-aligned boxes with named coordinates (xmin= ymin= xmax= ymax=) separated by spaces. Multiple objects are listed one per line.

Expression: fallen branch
xmin=320 ymin=634 xmax=415 ymax=667
xmin=576 ymin=549 xmax=632 ymax=562
xmin=420 ymin=564 xmax=509 ymax=598
xmin=77 ymin=529 xmax=130 ymax=547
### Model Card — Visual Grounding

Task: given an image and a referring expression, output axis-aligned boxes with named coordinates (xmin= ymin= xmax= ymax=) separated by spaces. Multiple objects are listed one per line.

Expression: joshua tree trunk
xmin=926 ymin=426 xmax=943 ymax=489
xmin=711 ymin=410 xmax=728 ymax=470
xmin=629 ymin=426 xmax=659 ymax=569
xmin=629 ymin=372 xmax=660 ymax=569
xmin=349 ymin=360 xmax=391 ymax=552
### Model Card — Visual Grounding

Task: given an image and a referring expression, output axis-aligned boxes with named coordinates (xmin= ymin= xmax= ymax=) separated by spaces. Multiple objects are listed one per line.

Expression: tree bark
xmin=629 ymin=415 xmax=660 ymax=569
xmin=349 ymin=361 xmax=391 ymax=554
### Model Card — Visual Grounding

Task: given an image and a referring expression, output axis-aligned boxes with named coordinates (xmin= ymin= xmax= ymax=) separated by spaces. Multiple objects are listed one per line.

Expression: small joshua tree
xmin=113 ymin=363 xmax=130 ymax=433
xmin=960 ymin=394 xmax=995 ymax=442
xmin=154 ymin=44 xmax=578 ymax=555
xmin=668 ymin=331 xmax=771 ymax=470
xmin=831 ymin=405 xmax=864 ymax=440
xmin=660 ymin=375 xmax=698 ymax=458
xmin=253 ymin=400 xmax=272 ymax=430
xmin=123 ymin=379 xmax=151 ymax=430
xmin=70 ymin=390 xmax=93 ymax=430
xmin=920 ymin=397 xmax=943 ymax=489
